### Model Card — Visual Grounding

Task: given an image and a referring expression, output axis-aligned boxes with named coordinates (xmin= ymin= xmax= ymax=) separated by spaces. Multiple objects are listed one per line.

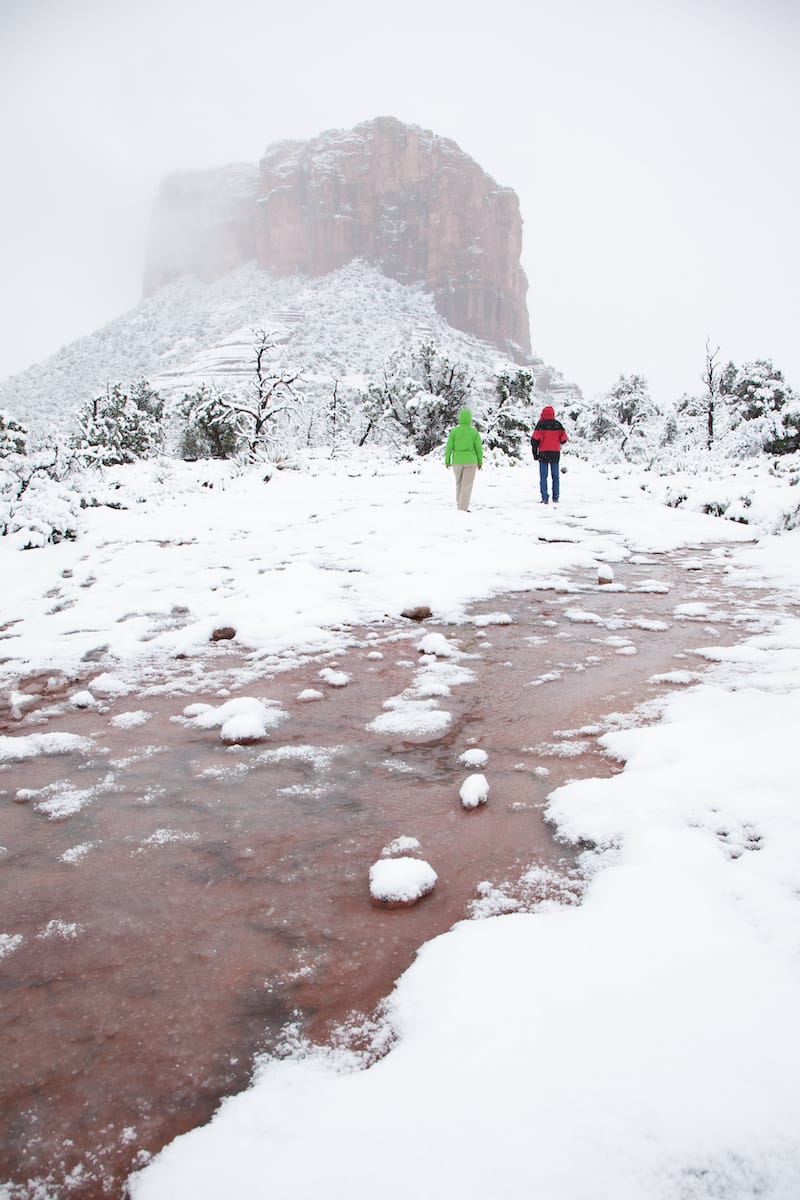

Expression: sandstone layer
xmin=143 ymin=117 xmax=531 ymax=356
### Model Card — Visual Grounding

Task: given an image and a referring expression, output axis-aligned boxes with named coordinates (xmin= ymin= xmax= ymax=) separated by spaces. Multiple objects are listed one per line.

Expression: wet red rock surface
xmin=0 ymin=548 xmax=779 ymax=1197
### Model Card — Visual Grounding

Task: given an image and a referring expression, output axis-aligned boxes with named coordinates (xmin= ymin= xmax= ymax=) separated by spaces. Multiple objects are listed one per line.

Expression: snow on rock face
xmin=459 ymin=773 xmax=489 ymax=809
xmin=597 ymin=564 xmax=615 ymax=584
xmin=184 ymin=697 xmax=286 ymax=743
xmin=369 ymin=856 xmax=437 ymax=907
xmin=417 ymin=632 xmax=457 ymax=658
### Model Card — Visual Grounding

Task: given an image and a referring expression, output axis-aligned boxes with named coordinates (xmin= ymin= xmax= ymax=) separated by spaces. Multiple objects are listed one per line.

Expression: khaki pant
xmin=452 ymin=463 xmax=477 ymax=511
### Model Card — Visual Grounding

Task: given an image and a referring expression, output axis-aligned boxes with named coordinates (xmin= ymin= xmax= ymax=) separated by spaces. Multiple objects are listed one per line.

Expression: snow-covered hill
xmin=0 ymin=261 xmax=579 ymax=437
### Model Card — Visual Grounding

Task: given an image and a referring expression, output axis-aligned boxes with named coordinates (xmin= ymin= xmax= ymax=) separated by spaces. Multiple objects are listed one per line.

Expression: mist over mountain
xmin=0 ymin=119 xmax=578 ymax=438
xmin=144 ymin=116 xmax=532 ymax=358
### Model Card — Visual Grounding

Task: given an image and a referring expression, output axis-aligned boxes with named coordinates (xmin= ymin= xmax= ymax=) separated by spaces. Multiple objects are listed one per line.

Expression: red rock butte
xmin=143 ymin=116 xmax=531 ymax=357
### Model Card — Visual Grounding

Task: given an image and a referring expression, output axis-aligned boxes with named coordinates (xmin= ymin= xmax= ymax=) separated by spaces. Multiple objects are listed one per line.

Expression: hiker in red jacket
xmin=531 ymin=405 xmax=568 ymax=505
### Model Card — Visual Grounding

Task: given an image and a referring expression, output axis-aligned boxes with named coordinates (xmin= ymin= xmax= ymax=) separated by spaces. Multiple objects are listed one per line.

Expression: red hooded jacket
xmin=531 ymin=406 xmax=568 ymax=461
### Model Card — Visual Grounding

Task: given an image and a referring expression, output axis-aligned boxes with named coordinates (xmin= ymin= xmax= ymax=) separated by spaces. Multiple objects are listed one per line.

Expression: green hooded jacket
xmin=445 ymin=408 xmax=483 ymax=467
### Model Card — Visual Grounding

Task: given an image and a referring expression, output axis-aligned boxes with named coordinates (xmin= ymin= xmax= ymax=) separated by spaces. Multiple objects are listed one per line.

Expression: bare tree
xmin=703 ymin=339 xmax=721 ymax=450
xmin=201 ymin=330 xmax=303 ymax=459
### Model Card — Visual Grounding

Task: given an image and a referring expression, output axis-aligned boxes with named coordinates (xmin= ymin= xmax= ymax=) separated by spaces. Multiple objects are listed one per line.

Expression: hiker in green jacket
xmin=445 ymin=408 xmax=483 ymax=511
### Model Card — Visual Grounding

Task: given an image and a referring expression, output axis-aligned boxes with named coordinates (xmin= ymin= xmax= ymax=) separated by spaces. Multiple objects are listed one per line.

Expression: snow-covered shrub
xmin=722 ymin=360 xmax=799 ymax=457
xmin=358 ymin=340 xmax=472 ymax=455
xmin=480 ymin=370 xmax=535 ymax=459
xmin=0 ymin=411 xmax=28 ymax=458
xmin=72 ymin=380 xmax=165 ymax=465
xmin=0 ymin=447 xmax=81 ymax=548
xmin=575 ymin=375 xmax=665 ymax=465
xmin=668 ymin=358 xmax=800 ymax=463
xmin=178 ymin=385 xmax=241 ymax=460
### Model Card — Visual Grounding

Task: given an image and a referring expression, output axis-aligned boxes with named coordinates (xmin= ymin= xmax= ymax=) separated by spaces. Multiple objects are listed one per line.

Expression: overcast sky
xmin=1 ymin=0 xmax=798 ymax=406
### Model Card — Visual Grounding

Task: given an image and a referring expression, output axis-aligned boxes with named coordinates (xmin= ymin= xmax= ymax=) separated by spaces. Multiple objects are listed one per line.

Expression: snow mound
xmin=319 ymin=668 xmax=350 ymax=687
xmin=369 ymin=857 xmax=437 ymax=904
xmin=417 ymin=632 xmax=456 ymax=658
xmin=459 ymin=773 xmax=490 ymax=809
xmin=184 ymin=697 xmax=286 ymax=743
xmin=459 ymin=748 xmax=488 ymax=767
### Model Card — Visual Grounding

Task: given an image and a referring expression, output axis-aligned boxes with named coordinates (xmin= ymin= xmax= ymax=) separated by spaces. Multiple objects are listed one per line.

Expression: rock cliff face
xmin=144 ymin=118 xmax=531 ymax=356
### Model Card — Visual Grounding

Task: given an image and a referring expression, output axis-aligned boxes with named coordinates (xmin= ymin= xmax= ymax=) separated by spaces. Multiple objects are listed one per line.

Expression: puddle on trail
xmin=0 ymin=545 xmax=780 ymax=1197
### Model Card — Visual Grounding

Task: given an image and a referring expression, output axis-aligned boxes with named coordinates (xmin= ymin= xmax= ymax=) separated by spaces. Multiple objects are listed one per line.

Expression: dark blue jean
xmin=539 ymin=458 xmax=559 ymax=502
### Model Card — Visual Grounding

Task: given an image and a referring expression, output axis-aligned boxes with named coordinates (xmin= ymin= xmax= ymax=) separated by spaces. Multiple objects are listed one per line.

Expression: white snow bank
xmin=369 ymin=857 xmax=437 ymax=904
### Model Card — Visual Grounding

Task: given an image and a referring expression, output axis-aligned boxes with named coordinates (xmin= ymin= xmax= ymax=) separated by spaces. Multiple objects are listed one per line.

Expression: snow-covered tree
xmin=481 ymin=370 xmax=535 ymax=458
xmin=721 ymin=360 xmax=799 ymax=457
xmin=722 ymin=358 xmax=792 ymax=421
xmin=72 ymin=380 xmax=165 ymax=465
xmin=358 ymin=340 xmax=473 ymax=455
xmin=577 ymin=374 xmax=663 ymax=464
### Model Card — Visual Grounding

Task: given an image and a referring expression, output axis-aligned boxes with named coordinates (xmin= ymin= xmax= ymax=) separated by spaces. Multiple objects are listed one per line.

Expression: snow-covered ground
xmin=3 ymin=454 xmax=800 ymax=1199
